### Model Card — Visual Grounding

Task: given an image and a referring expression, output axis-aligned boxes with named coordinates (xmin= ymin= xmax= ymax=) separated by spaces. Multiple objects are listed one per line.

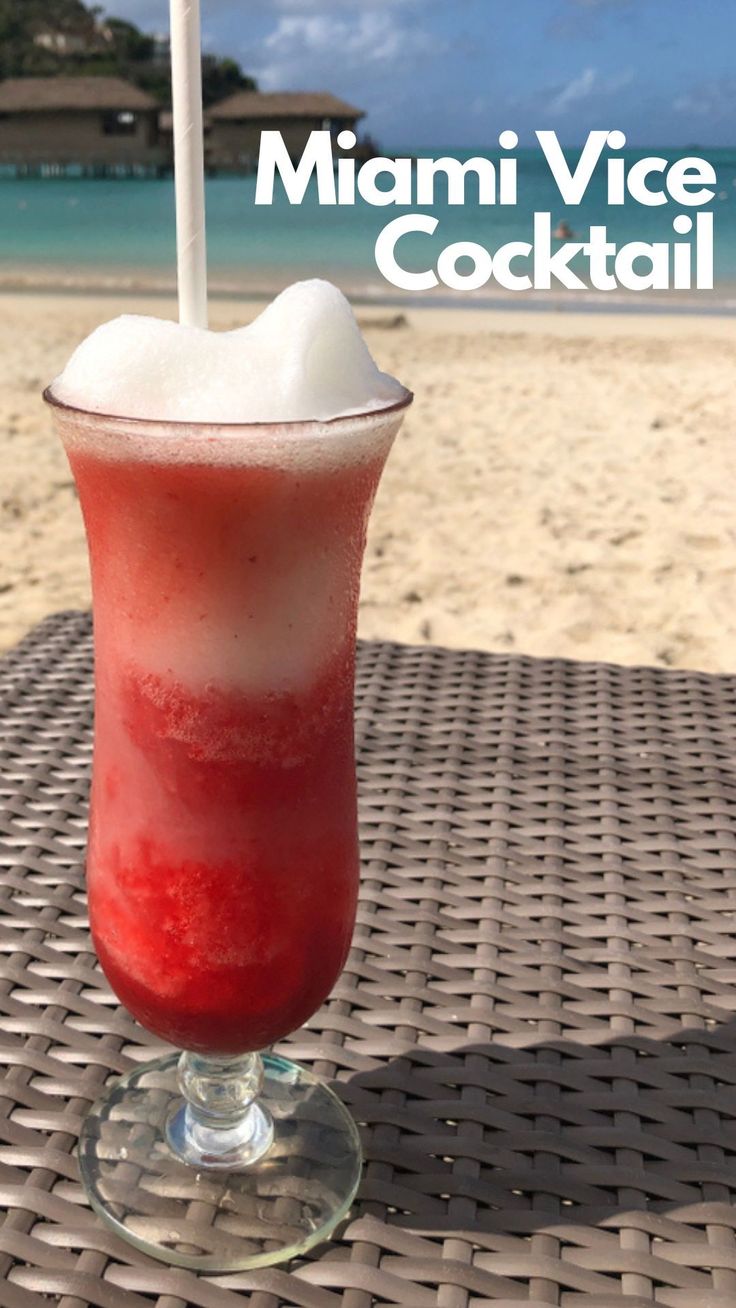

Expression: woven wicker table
xmin=2 ymin=611 xmax=736 ymax=1306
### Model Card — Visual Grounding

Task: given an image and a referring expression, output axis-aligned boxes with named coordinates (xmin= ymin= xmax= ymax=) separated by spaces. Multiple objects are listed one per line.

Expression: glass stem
xmin=166 ymin=1051 xmax=274 ymax=1170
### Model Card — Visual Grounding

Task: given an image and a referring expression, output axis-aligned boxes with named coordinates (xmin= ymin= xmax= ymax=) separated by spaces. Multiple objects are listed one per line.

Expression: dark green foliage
xmin=104 ymin=19 xmax=155 ymax=65
xmin=201 ymin=56 xmax=255 ymax=108
xmin=0 ymin=0 xmax=256 ymax=102
xmin=0 ymin=0 xmax=93 ymax=77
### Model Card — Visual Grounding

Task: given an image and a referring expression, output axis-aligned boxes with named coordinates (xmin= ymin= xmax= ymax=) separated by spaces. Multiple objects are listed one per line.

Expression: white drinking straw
xmin=169 ymin=0 xmax=208 ymax=328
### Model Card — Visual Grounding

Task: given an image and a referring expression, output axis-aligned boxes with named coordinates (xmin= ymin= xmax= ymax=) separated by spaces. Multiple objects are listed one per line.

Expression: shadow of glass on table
xmin=321 ymin=1021 xmax=736 ymax=1301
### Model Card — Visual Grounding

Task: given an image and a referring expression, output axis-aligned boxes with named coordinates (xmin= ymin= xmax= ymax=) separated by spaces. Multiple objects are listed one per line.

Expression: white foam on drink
xmin=52 ymin=279 xmax=406 ymax=424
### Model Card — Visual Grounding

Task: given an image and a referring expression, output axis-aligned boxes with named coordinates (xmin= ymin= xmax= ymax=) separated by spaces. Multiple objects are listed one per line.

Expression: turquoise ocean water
xmin=0 ymin=147 xmax=734 ymax=309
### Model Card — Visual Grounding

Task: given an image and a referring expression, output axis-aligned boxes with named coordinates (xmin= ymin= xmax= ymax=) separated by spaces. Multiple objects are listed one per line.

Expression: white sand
xmin=2 ymin=291 xmax=735 ymax=672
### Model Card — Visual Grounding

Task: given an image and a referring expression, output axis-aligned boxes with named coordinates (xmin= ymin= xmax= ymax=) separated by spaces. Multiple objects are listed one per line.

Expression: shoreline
xmin=0 ymin=268 xmax=734 ymax=317
xmin=5 ymin=285 xmax=734 ymax=343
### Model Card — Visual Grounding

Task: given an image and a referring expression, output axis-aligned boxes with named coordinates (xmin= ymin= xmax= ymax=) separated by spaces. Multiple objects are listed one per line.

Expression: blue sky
xmin=108 ymin=0 xmax=735 ymax=148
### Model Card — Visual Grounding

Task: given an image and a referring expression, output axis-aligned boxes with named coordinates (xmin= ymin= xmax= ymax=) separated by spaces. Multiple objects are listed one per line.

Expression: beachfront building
xmin=0 ymin=80 xmax=374 ymax=178
xmin=206 ymin=91 xmax=366 ymax=172
xmin=0 ymin=78 xmax=165 ymax=176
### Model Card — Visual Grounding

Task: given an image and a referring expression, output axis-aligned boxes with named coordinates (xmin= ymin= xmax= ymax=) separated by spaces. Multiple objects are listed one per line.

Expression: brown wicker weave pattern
xmin=1 ymin=611 xmax=736 ymax=1306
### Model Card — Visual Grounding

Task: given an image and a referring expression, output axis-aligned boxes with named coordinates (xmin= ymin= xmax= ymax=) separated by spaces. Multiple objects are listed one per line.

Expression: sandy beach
xmin=1 ymin=290 xmax=735 ymax=674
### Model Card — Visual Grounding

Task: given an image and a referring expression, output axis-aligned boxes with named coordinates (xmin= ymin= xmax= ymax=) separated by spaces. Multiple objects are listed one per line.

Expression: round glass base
xmin=78 ymin=1051 xmax=362 ymax=1271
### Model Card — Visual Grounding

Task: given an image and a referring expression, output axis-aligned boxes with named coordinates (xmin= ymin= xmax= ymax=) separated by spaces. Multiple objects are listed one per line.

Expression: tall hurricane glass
xmin=45 ymin=387 xmax=411 ymax=1270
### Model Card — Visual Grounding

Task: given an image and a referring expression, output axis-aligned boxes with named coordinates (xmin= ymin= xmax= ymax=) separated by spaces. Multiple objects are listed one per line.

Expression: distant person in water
xmin=553 ymin=219 xmax=576 ymax=241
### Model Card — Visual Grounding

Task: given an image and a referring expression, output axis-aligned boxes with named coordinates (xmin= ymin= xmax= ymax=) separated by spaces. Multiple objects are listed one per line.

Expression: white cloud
xmin=547 ymin=65 xmax=633 ymax=115
xmin=252 ymin=8 xmax=441 ymax=91
xmin=103 ymin=0 xmax=431 ymax=78
xmin=548 ymin=66 xmax=597 ymax=114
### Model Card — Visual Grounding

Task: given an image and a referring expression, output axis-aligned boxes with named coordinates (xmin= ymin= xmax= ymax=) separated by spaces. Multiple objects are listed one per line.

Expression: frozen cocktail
xmin=46 ymin=280 xmax=411 ymax=1269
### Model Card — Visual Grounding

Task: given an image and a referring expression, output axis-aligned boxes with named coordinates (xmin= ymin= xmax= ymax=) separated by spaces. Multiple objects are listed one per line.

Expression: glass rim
xmin=42 ymin=384 xmax=413 ymax=435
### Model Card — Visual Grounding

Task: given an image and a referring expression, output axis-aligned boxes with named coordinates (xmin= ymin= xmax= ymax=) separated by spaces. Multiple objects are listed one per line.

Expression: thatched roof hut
xmin=205 ymin=90 xmax=365 ymax=170
xmin=208 ymin=91 xmax=364 ymax=123
xmin=0 ymin=77 xmax=157 ymax=113
xmin=0 ymin=77 xmax=164 ymax=174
